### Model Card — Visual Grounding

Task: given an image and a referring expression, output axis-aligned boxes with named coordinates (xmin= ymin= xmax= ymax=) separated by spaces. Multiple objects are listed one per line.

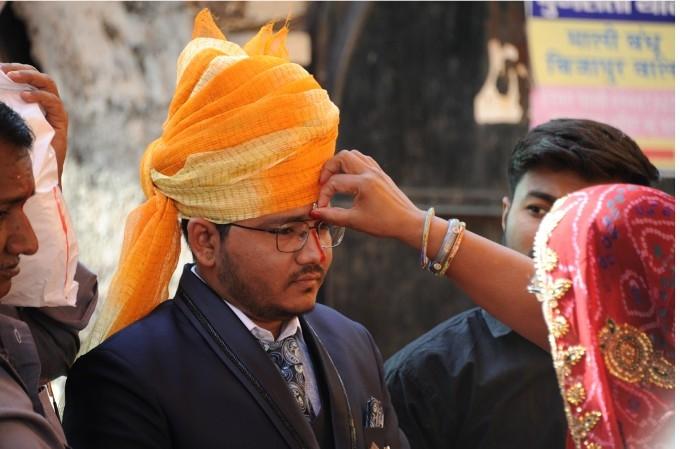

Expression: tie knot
xmin=259 ymin=335 xmax=303 ymax=366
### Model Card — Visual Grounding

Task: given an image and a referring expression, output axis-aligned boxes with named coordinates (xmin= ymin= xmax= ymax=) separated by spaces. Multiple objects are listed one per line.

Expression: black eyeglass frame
xmin=227 ymin=220 xmax=345 ymax=253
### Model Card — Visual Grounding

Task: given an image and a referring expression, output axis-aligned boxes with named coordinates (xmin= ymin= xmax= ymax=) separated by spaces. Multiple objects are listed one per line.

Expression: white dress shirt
xmin=190 ymin=265 xmax=321 ymax=414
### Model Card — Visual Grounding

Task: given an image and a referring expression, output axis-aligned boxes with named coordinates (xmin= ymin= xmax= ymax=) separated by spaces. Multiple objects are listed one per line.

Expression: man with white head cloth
xmin=0 ymin=64 xmax=97 ymax=449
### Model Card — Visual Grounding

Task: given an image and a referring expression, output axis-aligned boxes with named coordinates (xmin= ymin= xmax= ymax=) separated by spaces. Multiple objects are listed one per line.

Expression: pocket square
xmin=364 ymin=396 xmax=384 ymax=429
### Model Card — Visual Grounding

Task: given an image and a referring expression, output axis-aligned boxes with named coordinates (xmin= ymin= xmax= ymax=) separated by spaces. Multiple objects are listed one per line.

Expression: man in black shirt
xmin=384 ymin=118 xmax=660 ymax=449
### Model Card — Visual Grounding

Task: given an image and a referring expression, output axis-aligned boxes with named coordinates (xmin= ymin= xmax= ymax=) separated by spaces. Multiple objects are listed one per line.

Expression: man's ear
xmin=501 ymin=196 xmax=511 ymax=232
xmin=187 ymin=218 xmax=221 ymax=268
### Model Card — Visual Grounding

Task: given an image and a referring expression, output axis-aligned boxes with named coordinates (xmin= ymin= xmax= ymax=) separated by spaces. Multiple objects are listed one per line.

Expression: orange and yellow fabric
xmin=86 ymin=9 xmax=339 ymax=348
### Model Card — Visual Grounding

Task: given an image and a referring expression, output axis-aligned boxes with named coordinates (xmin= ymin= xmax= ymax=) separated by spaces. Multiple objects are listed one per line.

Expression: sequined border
xmin=531 ymin=202 xmax=601 ymax=449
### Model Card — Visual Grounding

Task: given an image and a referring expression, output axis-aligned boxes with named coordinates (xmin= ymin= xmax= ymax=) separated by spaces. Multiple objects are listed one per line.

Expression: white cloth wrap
xmin=0 ymin=71 xmax=79 ymax=307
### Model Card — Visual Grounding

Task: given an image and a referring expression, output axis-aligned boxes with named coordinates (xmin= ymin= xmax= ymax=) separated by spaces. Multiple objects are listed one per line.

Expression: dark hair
xmin=0 ymin=101 xmax=34 ymax=150
xmin=180 ymin=218 xmax=230 ymax=243
xmin=508 ymin=118 xmax=659 ymax=198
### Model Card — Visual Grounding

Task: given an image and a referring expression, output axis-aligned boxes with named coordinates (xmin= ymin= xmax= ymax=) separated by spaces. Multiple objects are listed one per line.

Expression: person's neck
xmin=251 ymin=318 xmax=284 ymax=339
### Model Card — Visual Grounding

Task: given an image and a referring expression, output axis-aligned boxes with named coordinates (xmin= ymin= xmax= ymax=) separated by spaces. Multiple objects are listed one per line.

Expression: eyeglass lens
xmin=276 ymin=222 xmax=345 ymax=252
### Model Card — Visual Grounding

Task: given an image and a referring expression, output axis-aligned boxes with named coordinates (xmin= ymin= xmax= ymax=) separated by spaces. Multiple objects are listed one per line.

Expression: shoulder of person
xmin=384 ymin=307 xmax=489 ymax=377
xmin=0 ymin=363 xmax=67 ymax=449
xmin=79 ymin=300 xmax=180 ymax=366
xmin=305 ymin=303 xmax=374 ymax=337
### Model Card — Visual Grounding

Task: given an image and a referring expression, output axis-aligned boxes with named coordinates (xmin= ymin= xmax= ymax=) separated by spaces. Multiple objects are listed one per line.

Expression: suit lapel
xmin=173 ymin=265 xmax=319 ymax=449
xmin=301 ymin=315 xmax=357 ymax=449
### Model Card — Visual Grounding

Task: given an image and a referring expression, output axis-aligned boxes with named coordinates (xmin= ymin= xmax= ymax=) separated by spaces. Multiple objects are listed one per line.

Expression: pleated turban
xmin=87 ymin=9 xmax=339 ymax=346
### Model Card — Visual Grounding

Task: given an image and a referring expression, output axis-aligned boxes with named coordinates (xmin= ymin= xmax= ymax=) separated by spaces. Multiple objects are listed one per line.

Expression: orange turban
xmin=87 ymin=9 xmax=339 ymax=347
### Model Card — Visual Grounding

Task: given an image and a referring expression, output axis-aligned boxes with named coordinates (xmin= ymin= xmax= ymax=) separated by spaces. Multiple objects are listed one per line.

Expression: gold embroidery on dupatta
xmin=530 ymin=199 xmax=605 ymax=449
xmin=555 ymin=345 xmax=586 ymax=377
xmin=599 ymin=319 xmax=674 ymax=389
xmin=566 ymin=382 xmax=586 ymax=406
xmin=584 ymin=440 xmax=603 ymax=449
xmin=550 ymin=315 xmax=570 ymax=339
xmin=572 ymin=411 xmax=602 ymax=440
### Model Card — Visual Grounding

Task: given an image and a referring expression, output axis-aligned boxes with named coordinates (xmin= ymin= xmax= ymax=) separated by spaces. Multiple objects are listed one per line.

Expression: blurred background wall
xmin=0 ymin=1 xmax=673 ymax=358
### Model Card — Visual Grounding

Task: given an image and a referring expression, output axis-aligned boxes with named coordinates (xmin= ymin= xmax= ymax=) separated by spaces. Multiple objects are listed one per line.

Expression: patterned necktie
xmin=259 ymin=335 xmax=312 ymax=419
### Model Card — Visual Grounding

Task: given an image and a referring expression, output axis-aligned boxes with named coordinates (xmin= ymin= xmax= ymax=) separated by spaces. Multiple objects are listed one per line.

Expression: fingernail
xmin=310 ymin=209 xmax=321 ymax=218
xmin=7 ymin=71 xmax=18 ymax=78
xmin=20 ymin=91 xmax=31 ymax=100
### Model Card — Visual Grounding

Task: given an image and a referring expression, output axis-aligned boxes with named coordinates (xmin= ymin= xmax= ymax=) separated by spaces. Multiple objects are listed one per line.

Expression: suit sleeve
xmin=63 ymin=347 xmax=170 ymax=449
xmin=17 ymin=263 xmax=98 ymax=382
xmin=0 ymin=364 xmax=65 ymax=449
xmin=362 ymin=328 xmax=411 ymax=449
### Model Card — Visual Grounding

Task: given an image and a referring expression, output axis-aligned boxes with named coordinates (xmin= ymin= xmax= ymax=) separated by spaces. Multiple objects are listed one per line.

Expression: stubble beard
xmin=216 ymin=251 xmax=324 ymax=322
xmin=501 ymin=229 xmax=534 ymax=258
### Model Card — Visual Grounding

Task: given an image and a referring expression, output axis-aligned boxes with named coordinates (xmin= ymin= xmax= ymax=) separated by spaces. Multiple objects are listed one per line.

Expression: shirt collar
xmin=481 ymin=309 xmax=512 ymax=338
xmin=190 ymin=264 xmax=301 ymax=343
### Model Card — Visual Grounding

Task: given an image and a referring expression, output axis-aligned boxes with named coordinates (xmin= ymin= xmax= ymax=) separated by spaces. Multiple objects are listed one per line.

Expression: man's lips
xmin=292 ymin=274 xmax=322 ymax=283
xmin=0 ymin=264 xmax=20 ymax=278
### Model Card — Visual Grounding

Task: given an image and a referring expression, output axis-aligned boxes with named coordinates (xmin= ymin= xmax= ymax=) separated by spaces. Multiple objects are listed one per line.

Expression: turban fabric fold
xmin=86 ymin=9 xmax=339 ymax=348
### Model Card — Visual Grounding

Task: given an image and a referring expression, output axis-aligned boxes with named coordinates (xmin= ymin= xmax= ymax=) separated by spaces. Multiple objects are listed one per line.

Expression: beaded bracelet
xmin=428 ymin=219 xmax=459 ymax=274
xmin=420 ymin=207 xmax=436 ymax=269
xmin=437 ymin=221 xmax=466 ymax=276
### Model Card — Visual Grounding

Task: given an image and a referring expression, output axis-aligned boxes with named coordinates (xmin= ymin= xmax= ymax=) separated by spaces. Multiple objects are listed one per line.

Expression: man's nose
xmin=7 ymin=209 xmax=38 ymax=257
xmin=297 ymin=228 xmax=326 ymax=264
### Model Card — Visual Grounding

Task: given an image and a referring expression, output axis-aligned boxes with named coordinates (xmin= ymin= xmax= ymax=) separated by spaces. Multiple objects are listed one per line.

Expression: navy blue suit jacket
xmin=64 ymin=265 xmax=407 ymax=449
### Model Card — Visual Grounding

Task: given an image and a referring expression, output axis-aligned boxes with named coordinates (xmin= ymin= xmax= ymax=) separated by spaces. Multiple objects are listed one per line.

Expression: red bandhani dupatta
xmin=531 ymin=184 xmax=674 ymax=449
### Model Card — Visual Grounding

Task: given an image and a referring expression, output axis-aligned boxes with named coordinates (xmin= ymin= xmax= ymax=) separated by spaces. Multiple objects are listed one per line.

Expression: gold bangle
xmin=420 ymin=207 xmax=435 ymax=269
xmin=437 ymin=221 xmax=466 ymax=276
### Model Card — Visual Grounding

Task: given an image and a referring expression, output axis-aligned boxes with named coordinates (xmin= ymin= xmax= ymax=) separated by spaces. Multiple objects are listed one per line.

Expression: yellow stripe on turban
xmin=86 ymin=9 xmax=339 ymax=347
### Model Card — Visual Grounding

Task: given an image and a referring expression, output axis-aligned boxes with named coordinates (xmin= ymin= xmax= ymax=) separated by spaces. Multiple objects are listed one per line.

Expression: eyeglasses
xmin=228 ymin=220 xmax=345 ymax=253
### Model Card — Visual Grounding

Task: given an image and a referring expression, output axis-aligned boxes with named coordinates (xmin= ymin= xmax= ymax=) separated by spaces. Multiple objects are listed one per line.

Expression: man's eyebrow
xmin=525 ymin=190 xmax=558 ymax=203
